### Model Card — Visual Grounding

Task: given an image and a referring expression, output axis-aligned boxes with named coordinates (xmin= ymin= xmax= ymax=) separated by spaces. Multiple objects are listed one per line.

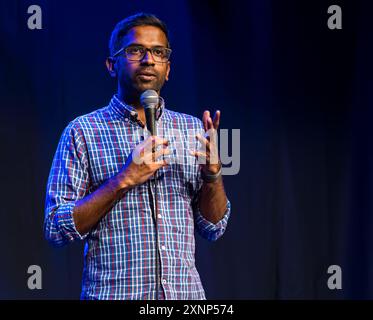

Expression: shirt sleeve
xmin=192 ymin=166 xmax=231 ymax=242
xmin=44 ymin=121 xmax=90 ymax=247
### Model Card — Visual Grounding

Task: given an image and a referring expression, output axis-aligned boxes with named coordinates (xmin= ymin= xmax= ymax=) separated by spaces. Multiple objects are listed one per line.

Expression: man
xmin=44 ymin=12 xmax=231 ymax=300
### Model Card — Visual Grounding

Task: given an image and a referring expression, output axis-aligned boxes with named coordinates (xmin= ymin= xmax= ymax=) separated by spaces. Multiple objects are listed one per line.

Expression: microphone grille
xmin=140 ymin=90 xmax=159 ymax=109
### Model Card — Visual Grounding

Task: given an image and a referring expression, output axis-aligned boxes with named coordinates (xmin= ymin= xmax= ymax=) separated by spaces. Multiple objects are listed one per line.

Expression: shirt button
xmin=157 ymin=214 xmax=162 ymax=219
xmin=161 ymin=245 xmax=166 ymax=251
xmin=162 ymin=279 xmax=167 ymax=285
xmin=124 ymin=118 xmax=129 ymax=122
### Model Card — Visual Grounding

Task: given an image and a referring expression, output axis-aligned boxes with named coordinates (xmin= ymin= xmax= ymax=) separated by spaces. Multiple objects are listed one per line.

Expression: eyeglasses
xmin=112 ymin=45 xmax=172 ymax=63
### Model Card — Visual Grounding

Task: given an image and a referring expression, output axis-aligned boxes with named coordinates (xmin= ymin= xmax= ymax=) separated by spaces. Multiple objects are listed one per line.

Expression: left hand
xmin=190 ymin=110 xmax=221 ymax=174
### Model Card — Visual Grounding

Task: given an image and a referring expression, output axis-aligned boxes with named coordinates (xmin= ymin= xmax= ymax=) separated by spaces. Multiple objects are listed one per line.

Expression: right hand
xmin=115 ymin=136 xmax=170 ymax=191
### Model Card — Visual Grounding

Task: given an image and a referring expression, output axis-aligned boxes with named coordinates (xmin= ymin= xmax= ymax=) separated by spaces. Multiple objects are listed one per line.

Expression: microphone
xmin=140 ymin=89 xmax=159 ymax=136
xmin=140 ymin=89 xmax=161 ymax=300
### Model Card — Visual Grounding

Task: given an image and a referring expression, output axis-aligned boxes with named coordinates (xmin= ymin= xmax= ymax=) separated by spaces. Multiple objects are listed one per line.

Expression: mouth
xmin=137 ymin=70 xmax=157 ymax=81
xmin=137 ymin=74 xmax=156 ymax=81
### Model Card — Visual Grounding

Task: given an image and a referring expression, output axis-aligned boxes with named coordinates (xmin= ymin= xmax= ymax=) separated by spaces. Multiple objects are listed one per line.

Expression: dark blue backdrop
xmin=1 ymin=0 xmax=372 ymax=299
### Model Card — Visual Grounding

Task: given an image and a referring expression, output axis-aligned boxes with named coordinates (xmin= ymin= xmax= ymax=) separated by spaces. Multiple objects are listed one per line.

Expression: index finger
xmin=202 ymin=110 xmax=210 ymax=132
xmin=213 ymin=110 xmax=220 ymax=129
xmin=143 ymin=135 xmax=169 ymax=148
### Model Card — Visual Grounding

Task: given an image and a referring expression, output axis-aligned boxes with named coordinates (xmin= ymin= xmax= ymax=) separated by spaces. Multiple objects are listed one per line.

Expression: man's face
xmin=111 ymin=25 xmax=170 ymax=97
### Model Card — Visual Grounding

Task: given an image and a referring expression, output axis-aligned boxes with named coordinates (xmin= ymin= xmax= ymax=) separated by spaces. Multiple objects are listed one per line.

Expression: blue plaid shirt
xmin=44 ymin=95 xmax=231 ymax=300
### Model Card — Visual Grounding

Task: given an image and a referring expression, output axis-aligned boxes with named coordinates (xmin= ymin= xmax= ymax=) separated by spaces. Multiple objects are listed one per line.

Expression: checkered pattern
xmin=44 ymin=95 xmax=231 ymax=300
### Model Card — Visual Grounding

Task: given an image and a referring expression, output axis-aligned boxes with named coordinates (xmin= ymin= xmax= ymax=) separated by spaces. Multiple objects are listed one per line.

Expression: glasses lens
xmin=125 ymin=46 xmax=145 ymax=60
xmin=151 ymin=47 xmax=171 ymax=62
xmin=124 ymin=46 xmax=171 ymax=62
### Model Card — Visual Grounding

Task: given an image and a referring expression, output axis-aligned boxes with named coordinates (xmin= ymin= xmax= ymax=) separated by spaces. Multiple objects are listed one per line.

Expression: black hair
xmin=109 ymin=12 xmax=170 ymax=56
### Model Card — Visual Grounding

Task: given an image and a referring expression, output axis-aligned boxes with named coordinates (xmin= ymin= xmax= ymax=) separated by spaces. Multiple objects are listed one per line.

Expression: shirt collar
xmin=110 ymin=94 xmax=165 ymax=121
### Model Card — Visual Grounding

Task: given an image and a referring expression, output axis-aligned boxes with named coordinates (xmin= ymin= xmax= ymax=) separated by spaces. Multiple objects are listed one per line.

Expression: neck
xmin=117 ymin=88 xmax=150 ymax=126
xmin=117 ymin=89 xmax=142 ymax=110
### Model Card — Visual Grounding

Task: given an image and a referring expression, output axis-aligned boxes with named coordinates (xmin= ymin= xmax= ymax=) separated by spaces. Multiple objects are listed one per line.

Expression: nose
xmin=141 ymin=49 xmax=155 ymax=65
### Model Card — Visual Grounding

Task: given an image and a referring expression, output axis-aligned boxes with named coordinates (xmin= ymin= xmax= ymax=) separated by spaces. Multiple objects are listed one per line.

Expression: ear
xmin=165 ymin=61 xmax=171 ymax=81
xmin=106 ymin=57 xmax=117 ymax=78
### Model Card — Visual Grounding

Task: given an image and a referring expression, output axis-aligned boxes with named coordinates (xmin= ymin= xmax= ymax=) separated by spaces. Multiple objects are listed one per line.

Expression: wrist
xmin=201 ymin=163 xmax=222 ymax=183
xmin=202 ymin=160 xmax=222 ymax=175
xmin=111 ymin=174 xmax=131 ymax=198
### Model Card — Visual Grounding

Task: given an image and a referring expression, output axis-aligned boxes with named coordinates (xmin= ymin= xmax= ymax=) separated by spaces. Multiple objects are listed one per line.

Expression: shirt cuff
xmin=53 ymin=201 xmax=89 ymax=242
xmin=194 ymin=200 xmax=231 ymax=241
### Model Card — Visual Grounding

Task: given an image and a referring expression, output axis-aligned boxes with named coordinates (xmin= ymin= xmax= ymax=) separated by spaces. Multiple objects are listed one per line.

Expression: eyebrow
xmin=125 ymin=42 xmax=166 ymax=48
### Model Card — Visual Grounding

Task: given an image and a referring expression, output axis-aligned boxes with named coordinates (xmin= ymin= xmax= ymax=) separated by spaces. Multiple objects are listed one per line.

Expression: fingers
xmin=142 ymin=148 xmax=170 ymax=166
xmin=193 ymin=131 xmax=219 ymax=165
xmin=213 ymin=110 xmax=220 ymax=129
xmin=152 ymin=148 xmax=171 ymax=161
xmin=196 ymin=130 xmax=218 ymax=150
xmin=196 ymin=133 xmax=210 ymax=151
xmin=137 ymin=136 xmax=169 ymax=158
xmin=141 ymin=147 xmax=170 ymax=163
xmin=134 ymin=149 xmax=170 ymax=166
xmin=202 ymin=111 xmax=210 ymax=131
xmin=190 ymin=149 xmax=220 ymax=165
xmin=133 ymin=136 xmax=170 ymax=165
xmin=203 ymin=110 xmax=221 ymax=131
xmin=190 ymin=150 xmax=207 ymax=159
xmin=143 ymin=135 xmax=169 ymax=149
xmin=154 ymin=159 xmax=169 ymax=169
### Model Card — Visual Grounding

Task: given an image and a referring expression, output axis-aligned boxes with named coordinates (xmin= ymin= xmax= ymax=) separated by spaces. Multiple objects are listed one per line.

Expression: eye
xmin=153 ymin=48 xmax=165 ymax=56
xmin=127 ymin=46 xmax=143 ymax=55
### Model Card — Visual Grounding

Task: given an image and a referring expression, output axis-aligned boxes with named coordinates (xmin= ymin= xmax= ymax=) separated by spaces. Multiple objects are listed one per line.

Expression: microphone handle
xmin=145 ymin=105 xmax=157 ymax=136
